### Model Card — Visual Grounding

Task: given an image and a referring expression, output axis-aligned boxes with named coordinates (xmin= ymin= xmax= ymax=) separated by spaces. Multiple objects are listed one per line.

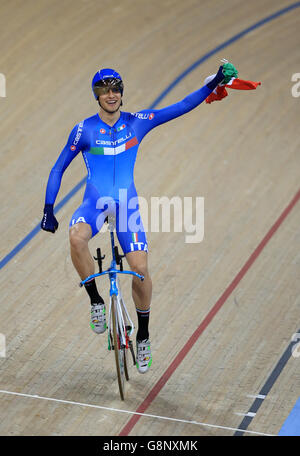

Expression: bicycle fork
xmin=108 ymin=282 xmax=136 ymax=365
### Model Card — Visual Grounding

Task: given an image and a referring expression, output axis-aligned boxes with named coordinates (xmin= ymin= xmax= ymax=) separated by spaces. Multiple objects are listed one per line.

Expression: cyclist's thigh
xmin=69 ymin=199 xmax=105 ymax=238
xmin=116 ymin=203 xmax=148 ymax=255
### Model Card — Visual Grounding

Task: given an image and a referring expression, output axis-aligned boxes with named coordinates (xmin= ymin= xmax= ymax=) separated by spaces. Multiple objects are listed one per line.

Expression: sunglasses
xmin=95 ymin=86 xmax=122 ymax=96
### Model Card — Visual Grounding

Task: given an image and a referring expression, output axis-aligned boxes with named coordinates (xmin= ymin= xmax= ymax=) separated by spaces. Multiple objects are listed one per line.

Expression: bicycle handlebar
xmin=79 ymin=268 xmax=144 ymax=287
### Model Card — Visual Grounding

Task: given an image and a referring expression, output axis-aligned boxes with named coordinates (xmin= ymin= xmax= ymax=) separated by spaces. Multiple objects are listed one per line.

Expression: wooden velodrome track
xmin=0 ymin=0 xmax=299 ymax=437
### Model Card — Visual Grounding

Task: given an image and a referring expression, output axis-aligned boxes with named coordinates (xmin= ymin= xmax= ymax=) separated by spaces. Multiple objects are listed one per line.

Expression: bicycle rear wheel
xmin=111 ymin=295 xmax=127 ymax=400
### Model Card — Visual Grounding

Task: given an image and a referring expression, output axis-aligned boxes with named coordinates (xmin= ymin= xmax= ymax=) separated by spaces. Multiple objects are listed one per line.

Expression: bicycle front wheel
xmin=111 ymin=295 xmax=128 ymax=400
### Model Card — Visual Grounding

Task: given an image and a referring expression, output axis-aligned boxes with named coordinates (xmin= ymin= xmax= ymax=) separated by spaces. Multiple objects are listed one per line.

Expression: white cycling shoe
xmin=136 ymin=338 xmax=152 ymax=374
xmin=90 ymin=303 xmax=107 ymax=334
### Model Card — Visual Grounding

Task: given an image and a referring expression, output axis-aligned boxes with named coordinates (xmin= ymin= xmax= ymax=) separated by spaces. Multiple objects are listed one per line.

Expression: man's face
xmin=98 ymin=88 xmax=122 ymax=113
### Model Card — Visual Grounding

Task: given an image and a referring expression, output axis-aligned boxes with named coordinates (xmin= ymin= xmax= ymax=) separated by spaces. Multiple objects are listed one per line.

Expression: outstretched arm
xmin=134 ymin=66 xmax=226 ymax=141
xmin=157 ymin=66 xmax=226 ymax=121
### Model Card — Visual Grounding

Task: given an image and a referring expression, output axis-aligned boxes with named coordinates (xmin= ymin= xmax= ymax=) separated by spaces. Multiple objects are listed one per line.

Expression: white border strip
xmin=247 ymin=394 xmax=266 ymax=400
xmin=0 ymin=389 xmax=275 ymax=436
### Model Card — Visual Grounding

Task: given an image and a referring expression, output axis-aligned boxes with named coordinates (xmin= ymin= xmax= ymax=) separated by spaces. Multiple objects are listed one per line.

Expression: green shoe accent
xmin=222 ymin=62 xmax=238 ymax=84
xmin=136 ymin=356 xmax=152 ymax=369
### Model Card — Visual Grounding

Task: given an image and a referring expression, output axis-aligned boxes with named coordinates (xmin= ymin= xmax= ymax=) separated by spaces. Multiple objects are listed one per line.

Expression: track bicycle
xmin=79 ymin=215 xmax=144 ymax=400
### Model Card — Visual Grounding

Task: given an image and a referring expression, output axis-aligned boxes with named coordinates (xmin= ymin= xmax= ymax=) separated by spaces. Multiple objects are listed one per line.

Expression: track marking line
xmin=235 ymin=412 xmax=257 ymax=418
xmin=0 ymin=389 xmax=275 ymax=436
xmin=247 ymin=394 xmax=266 ymax=400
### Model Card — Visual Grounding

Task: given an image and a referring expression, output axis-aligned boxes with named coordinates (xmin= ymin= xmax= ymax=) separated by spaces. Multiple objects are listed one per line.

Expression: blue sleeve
xmin=44 ymin=121 xmax=88 ymax=205
xmin=132 ymin=83 xmax=213 ymax=141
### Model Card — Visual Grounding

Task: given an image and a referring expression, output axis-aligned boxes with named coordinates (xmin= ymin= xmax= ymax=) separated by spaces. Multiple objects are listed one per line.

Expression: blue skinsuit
xmin=44 ymin=83 xmax=213 ymax=254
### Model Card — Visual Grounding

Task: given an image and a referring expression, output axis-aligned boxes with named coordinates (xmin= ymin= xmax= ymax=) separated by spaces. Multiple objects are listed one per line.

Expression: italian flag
xmin=205 ymin=75 xmax=261 ymax=104
xmin=90 ymin=136 xmax=138 ymax=155
xmin=132 ymin=233 xmax=138 ymax=243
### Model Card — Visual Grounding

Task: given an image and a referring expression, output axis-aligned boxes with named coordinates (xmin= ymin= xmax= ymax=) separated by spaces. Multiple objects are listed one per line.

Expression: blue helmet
xmin=91 ymin=68 xmax=124 ymax=100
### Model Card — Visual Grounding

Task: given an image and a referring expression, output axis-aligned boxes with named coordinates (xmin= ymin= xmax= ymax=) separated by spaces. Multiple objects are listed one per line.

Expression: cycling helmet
xmin=92 ymin=68 xmax=124 ymax=100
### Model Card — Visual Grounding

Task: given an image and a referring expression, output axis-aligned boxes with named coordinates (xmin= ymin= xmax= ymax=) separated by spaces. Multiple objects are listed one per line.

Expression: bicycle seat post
xmin=107 ymin=215 xmax=125 ymax=271
xmin=107 ymin=215 xmax=118 ymax=266
xmin=107 ymin=215 xmax=116 ymax=233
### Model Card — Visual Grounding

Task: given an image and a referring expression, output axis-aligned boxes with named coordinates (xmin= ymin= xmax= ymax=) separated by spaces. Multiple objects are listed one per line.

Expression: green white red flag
xmin=205 ymin=75 xmax=261 ymax=104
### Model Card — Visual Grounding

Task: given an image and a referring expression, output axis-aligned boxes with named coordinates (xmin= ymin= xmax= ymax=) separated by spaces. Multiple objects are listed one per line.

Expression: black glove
xmin=206 ymin=66 xmax=225 ymax=91
xmin=41 ymin=204 xmax=59 ymax=233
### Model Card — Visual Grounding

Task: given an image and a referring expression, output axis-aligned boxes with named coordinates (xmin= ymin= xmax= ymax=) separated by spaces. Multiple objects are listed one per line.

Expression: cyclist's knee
xmin=69 ymin=223 xmax=92 ymax=250
xmin=133 ymin=263 xmax=149 ymax=278
xmin=126 ymin=252 xmax=149 ymax=278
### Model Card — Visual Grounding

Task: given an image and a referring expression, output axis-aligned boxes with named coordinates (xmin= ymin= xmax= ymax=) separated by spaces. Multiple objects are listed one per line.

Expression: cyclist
xmin=41 ymin=64 xmax=235 ymax=374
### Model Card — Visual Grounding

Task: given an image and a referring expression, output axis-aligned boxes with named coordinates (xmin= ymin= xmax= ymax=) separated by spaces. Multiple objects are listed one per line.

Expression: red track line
xmin=119 ymin=187 xmax=300 ymax=436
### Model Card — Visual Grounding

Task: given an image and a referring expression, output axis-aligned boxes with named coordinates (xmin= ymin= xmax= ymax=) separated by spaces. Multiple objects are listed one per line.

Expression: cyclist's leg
xmin=116 ymin=204 xmax=152 ymax=339
xmin=69 ymin=199 xmax=108 ymax=334
xmin=69 ymin=221 xmax=93 ymax=280
xmin=116 ymin=202 xmax=152 ymax=372
xmin=125 ymin=250 xmax=152 ymax=312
